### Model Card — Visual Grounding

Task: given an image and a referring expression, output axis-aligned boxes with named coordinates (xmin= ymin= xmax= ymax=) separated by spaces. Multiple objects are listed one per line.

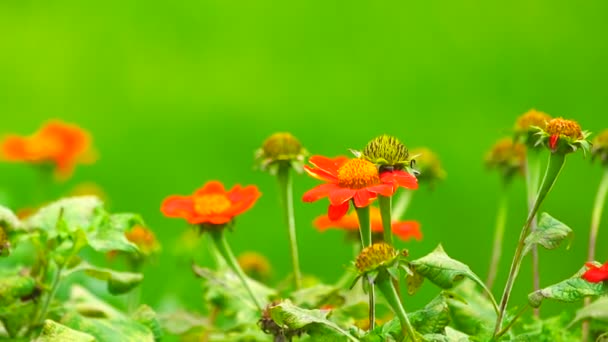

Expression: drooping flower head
xmin=409 ymin=147 xmax=446 ymax=188
xmin=1 ymin=121 xmax=95 ymax=178
xmin=313 ymin=207 xmax=422 ymax=242
xmin=302 ymin=156 xmax=415 ymax=221
xmin=534 ymin=117 xmax=591 ymax=155
xmin=582 ymin=261 xmax=608 ymax=283
xmin=514 ymin=109 xmax=552 ymax=148
xmin=255 ymin=132 xmax=308 ymax=174
xmin=485 ymin=138 xmax=526 ymax=184
xmin=360 ymin=135 xmax=410 ymax=171
xmin=161 ymin=181 xmax=261 ymax=231
xmin=591 ymin=129 xmax=608 ymax=166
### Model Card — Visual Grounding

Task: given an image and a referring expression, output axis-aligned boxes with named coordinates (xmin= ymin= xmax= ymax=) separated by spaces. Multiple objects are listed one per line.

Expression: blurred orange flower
xmin=313 ymin=207 xmax=422 ymax=242
xmin=161 ymin=181 xmax=261 ymax=225
xmin=1 ymin=121 xmax=94 ymax=178
xmin=126 ymin=226 xmax=161 ymax=256
xmin=302 ymin=156 xmax=397 ymax=221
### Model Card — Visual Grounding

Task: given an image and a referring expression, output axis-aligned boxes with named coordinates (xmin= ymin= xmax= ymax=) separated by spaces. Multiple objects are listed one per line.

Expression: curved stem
xmin=495 ymin=304 xmax=530 ymax=339
xmin=486 ymin=192 xmax=508 ymax=290
xmin=376 ymin=275 xmax=417 ymax=342
xmin=494 ymin=153 xmax=566 ymax=337
xmin=525 ymin=152 xmax=542 ymax=318
xmin=277 ymin=164 xmax=302 ymax=290
xmin=392 ymin=190 xmax=413 ymax=221
xmin=582 ymin=167 xmax=608 ymax=342
xmin=355 ymin=205 xmax=375 ymax=330
xmin=209 ymin=230 xmax=263 ymax=311
xmin=378 ymin=195 xmax=394 ymax=245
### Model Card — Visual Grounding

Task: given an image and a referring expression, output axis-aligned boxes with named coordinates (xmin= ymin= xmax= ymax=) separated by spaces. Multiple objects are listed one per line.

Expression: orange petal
xmin=353 ymin=189 xmax=376 ymax=208
xmin=366 ymin=183 xmax=395 ymax=197
xmin=225 ymin=185 xmax=261 ymax=216
xmin=309 ymin=155 xmax=345 ymax=175
xmin=303 ymin=183 xmax=340 ymax=203
xmin=381 ymin=170 xmax=419 ymax=190
xmin=195 ymin=181 xmax=226 ymax=196
xmin=392 ymin=221 xmax=422 ymax=241
xmin=328 ymin=187 xmax=356 ymax=206
xmin=161 ymin=196 xmax=195 ymax=219
xmin=328 ymin=202 xmax=350 ymax=221
xmin=304 ymin=165 xmax=339 ymax=182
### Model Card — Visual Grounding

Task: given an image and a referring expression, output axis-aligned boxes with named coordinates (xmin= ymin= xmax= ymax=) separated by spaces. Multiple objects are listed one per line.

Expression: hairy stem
xmin=494 ymin=153 xmax=566 ymax=337
xmin=526 ymin=152 xmax=542 ymax=317
xmin=355 ymin=205 xmax=375 ymax=330
xmin=209 ymin=230 xmax=263 ymax=311
xmin=486 ymin=192 xmax=508 ymax=290
xmin=378 ymin=195 xmax=394 ymax=245
xmin=376 ymin=275 xmax=417 ymax=342
xmin=392 ymin=190 xmax=413 ymax=221
xmin=277 ymin=164 xmax=302 ymax=290
xmin=582 ymin=167 xmax=608 ymax=342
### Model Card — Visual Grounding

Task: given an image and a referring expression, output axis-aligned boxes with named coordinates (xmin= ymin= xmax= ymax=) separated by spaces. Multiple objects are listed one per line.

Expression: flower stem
xmin=378 ymin=195 xmax=394 ymax=245
xmin=582 ymin=167 xmax=608 ymax=342
xmin=209 ymin=230 xmax=263 ymax=311
xmin=376 ymin=274 xmax=417 ymax=342
xmin=276 ymin=164 xmax=302 ymax=290
xmin=392 ymin=190 xmax=413 ymax=221
xmin=495 ymin=304 xmax=530 ymax=339
xmin=486 ymin=191 xmax=508 ymax=290
xmin=494 ymin=152 xmax=566 ymax=337
xmin=35 ymin=262 xmax=64 ymax=325
xmin=525 ymin=151 xmax=542 ymax=318
xmin=355 ymin=205 xmax=375 ymax=330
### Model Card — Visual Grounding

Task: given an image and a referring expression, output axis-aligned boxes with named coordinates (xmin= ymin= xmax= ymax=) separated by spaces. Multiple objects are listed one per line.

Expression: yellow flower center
xmin=337 ymin=159 xmax=380 ymax=189
xmin=194 ymin=194 xmax=232 ymax=215
xmin=546 ymin=118 xmax=583 ymax=139
xmin=515 ymin=109 xmax=552 ymax=131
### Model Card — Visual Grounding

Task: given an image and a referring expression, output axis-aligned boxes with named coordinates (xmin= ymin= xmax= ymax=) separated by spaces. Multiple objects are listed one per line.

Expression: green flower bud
xmin=362 ymin=135 xmax=409 ymax=170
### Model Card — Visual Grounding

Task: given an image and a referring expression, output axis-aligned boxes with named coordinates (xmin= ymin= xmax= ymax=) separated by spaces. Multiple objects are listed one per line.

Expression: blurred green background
xmin=1 ymin=0 xmax=608 ymax=323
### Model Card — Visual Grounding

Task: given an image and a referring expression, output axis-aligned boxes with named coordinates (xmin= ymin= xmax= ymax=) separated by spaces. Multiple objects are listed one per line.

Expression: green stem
xmin=209 ymin=230 xmax=263 ymax=311
xmin=277 ymin=164 xmax=302 ymax=290
xmin=525 ymin=152 xmax=542 ymax=318
xmin=35 ymin=262 xmax=64 ymax=325
xmin=494 ymin=152 xmax=566 ymax=337
xmin=582 ymin=167 xmax=608 ymax=342
xmin=355 ymin=205 xmax=375 ymax=330
xmin=495 ymin=304 xmax=530 ymax=339
xmin=486 ymin=192 xmax=508 ymax=290
xmin=392 ymin=190 xmax=413 ymax=221
xmin=378 ymin=195 xmax=394 ymax=245
xmin=376 ymin=275 xmax=417 ymax=342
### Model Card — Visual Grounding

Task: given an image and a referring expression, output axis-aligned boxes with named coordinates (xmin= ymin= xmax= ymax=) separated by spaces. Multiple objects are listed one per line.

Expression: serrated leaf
xmin=269 ymin=301 xmax=359 ymax=341
xmin=132 ymin=305 xmax=163 ymax=341
xmin=35 ymin=320 xmax=95 ymax=342
xmin=75 ymin=264 xmax=143 ymax=295
xmin=528 ymin=266 xmax=608 ymax=308
xmin=410 ymin=245 xmax=499 ymax=314
xmin=25 ymin=197 xmax=103 ymax=237
xmin=572 ymin=297 xmax=608 ymax=324
xmin=523 ymin=213 xmax=573 ymax=256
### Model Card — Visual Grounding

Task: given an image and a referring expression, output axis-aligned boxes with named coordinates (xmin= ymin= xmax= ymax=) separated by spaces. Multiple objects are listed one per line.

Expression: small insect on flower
xmin=1 ymin=120 xmax=95 ymax=179
xmin=582 ymin=261 xmax=608 ymax=283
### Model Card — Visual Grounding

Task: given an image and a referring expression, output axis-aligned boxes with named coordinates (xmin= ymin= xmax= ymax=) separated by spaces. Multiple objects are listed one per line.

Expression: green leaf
xmin=0 ymin=275 xmax=36 ymax=306
xmin=523 ymin=213 xmax=573 ymax=256
xmin=572 ymin=297 xmax=608 ymax=325
xmin=290 ymin=284 xmax=343 ymax=308
xmin=25 ymin=197 xmax=103 ymax=237
xmin=74 ymin=263 xmax=143 ymax=295
xmin=269 ymin=300 xmax=359 ymax=342
xmin=69 ymin=285 xmax=124 ymax=319
xmin=410 ymin=294 xmax=451 ymax=335
xmin=0 ymin=205 xmax=22 ymax=232
xmin=528 ymin=266 xmax=608 ymax=308
xmin=87 ymin=213 xmax=141 ymax=253
xmin=131 ymin=305 xmax=163 ymax=341
xmin=409 ymin=245 xmax=499 ymax=314
xmin=444 ymin=327 xmax=472 ymax=341
xmin=61 ymin=312 xmax=155 ymax=342
xmin=158 ymin=310 xmax=207 ymax=335
xmin=445 ymin=279 xmax=496 ymax=338
xmin=35 ymin=320 xmax=95 ymax=342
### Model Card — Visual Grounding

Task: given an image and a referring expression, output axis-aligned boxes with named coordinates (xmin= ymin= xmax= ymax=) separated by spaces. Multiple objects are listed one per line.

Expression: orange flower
xmin=313 ymin=207 xmax=422 ymax=242
xmin=302 ymin=156 xmax=417 ymax=221
xmin=1 ymin=121 xmax=93 ymax=177
xmin=582 ymin=262 xmax=608 ymax=283
xmin=161 ymin=181 xmax=261 ymax=225
xmin=126 ymin=226 xmax=161 ymax=256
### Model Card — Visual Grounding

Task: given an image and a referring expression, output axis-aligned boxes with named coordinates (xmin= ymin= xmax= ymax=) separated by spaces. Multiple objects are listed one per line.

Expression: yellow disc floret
xmin=546 ymin=118 xmax=583 ymax=140
xmin=194 ymin=194 xmax=231 ymax=216
xmin=355 ymin=243 xmax=398 ymax=273
xmin=515 ymin=109 xmax=552 ymax=132
xmin=337 ymin=159 xmax=380 ymax=189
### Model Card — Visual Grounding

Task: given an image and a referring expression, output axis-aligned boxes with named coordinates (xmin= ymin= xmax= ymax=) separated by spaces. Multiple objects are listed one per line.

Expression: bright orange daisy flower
xmin=1 ymin=121 xmax=93 ymax=178
xmin=302 ymin=156 xmax=417 ymax=221
xmin=582 ymin=261 xmax=608 ymax=283
xmin=161 ymin=181 xmax=261 ymax=225
xmin=313 ymin=207 xmax=422 ymax=242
